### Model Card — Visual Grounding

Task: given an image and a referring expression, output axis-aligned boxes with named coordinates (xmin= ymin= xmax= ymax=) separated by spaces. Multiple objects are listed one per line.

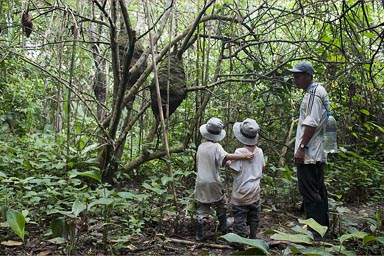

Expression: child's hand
xmin=226 ymin=160 xmax=231 ymax=167
xmin=246 ymin=153 xmax=254 ymax=159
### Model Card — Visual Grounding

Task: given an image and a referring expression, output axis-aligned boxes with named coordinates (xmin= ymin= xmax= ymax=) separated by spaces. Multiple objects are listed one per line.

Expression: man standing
xmin=288 ymin=61 xmax=330 ymax=239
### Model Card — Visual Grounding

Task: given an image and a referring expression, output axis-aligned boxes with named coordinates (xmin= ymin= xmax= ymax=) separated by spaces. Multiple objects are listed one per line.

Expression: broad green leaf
xmin=69 ymin=170 xmax=101 ymax=182
xmin=374 ymin=236 xmax=384 ymax=244
xmin=221 ymin=233 xmax=269 ymax=254
xmin=117 ymin=192 xmax=137 ymax=199
xmin=83 ymin=158 xmax=98 ymax=164
xmin=0 ymin=171 xmax=6 ymax=178
xmin=360 ymin=109 xmax=370 ymax=115
xmin=299 ymin=218 xmax=328 ymax=238
xmin=87 ymin=198 xmax=115 ymax=210
xmin=161 ymin=175 xmax=173 ymax=185
xmin=95 ymin=198 xmax=115 ymax=205
xmin=328 ymin=244 xmax=348 ymax=254
xmin=22 ymin=161 xmax=33 ymax=170
xmin=6 ymin=209 xmax=26 ymax=241
xmin=291 ymin=225 xmax=311 ymax=235
xmin=21 ymin=210 xmax=29 ymax=218
xmin=363 ymin=31 xmax=376 ymax=39
xmin=47 ymin=208 xmax=72 ymax=216
xmin=271 ymin=231 xmax=312 ymax=244
xmin=291 ymin=243 xmax=335 ymax=256
xmin=363 ymin=235 xmax=377 ymax=245
xmin=263 ymin=229 xmax=277 ymax=235
xmin=48 ymin=237 xmax=67 ymax=244
xmin=50 ymin=218 xmax=68 ymax=239
xmin=336 ymin=206 xmax=351 ymax=214
xmin=80 ymin=143 xmax=100 ymax=154
xmin=72 ymin=200 xmax=86 ymax=217
xmin=339 ymin=231 xmax=368 ymax=244
xmin=297 ymin=246 xmax=333 ymax=256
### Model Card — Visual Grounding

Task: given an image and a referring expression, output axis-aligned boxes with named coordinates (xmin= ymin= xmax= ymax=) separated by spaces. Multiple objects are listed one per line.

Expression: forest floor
xmin=1 ymin=199 xmax=382 ymax=256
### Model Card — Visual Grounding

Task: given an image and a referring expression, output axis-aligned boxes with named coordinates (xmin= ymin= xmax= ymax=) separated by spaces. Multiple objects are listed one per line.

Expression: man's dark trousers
xmin=297 ymin=162 xmax=329 ymax=228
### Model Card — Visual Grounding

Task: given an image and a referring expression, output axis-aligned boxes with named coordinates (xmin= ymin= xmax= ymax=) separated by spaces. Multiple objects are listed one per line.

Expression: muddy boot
xmin=304 ymin=201 xmax=328 ymax=227
xmin=249 ymin=222 xmax=259 ymax=239
xmin=217 ymin=214 xmax=228 ymax=234
xmin=304 ymin=201 xmax=328 ymax=241
xmin=195 ymin=220 xmax=205 ymax=241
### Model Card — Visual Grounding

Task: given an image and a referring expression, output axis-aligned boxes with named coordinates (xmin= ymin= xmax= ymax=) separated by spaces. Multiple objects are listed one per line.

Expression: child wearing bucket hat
xmin=227 ymin=118 xmax=265 ymax=243
xmin=194 ymin=117 xmax=254 ymax=242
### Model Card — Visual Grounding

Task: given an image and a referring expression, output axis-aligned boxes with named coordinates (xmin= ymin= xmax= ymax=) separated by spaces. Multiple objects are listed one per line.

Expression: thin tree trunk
xmin=144 ymin=0 xmax=177 ymax=207
xmin=66 ymin=14 xmax=78 ymax=171
xmin=279 ymin=117 xmax=297 ymax=167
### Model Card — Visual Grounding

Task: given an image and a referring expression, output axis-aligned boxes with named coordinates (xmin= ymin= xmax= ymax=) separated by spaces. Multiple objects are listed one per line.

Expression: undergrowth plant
xmin=5 ymin=209 xmax=27 ymax=242
xmin=222 ymin=203 xmax=384 ymax=255
xmin=327 ymin=147 xmax=384 ymax=203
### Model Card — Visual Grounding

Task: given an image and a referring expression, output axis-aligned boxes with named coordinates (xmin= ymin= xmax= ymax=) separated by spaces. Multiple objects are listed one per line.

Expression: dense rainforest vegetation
xmin=0 ymin=0 xmax=383 ymax=255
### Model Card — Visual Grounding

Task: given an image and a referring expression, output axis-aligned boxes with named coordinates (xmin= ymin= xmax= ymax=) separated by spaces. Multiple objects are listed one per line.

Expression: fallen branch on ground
xmin=165 ymin=237 xmax=233 ymax=249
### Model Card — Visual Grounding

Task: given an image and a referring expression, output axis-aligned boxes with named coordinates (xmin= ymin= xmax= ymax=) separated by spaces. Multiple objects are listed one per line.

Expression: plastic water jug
xmin=324 ymin=112 xmax=337 ymax=153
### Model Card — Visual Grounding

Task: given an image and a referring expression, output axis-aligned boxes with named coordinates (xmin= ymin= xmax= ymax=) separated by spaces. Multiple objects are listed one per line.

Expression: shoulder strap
xmin=306 ymin=83 xmax=330 ymax=113
xmin=306 ymin=84 xmax=318 ymax=115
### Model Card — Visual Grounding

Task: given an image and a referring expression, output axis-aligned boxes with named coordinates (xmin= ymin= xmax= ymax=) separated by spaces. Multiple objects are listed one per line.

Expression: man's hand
xmin=294 ymin=148 xmax=305 ymax=164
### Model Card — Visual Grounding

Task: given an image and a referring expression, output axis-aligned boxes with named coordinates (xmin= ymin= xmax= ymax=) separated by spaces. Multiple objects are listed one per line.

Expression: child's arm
xmin=226 ymin=152 xmax=253 ymax=161
xmin=224 ymin=151 xmax=252 ymax=170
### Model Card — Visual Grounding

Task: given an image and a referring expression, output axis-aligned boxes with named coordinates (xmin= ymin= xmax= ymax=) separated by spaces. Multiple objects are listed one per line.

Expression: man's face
xmin=292 ymin=73 xmax=311 ymax=90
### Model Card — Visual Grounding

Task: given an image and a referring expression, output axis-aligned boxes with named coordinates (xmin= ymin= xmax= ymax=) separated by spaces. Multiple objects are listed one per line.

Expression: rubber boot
xmin=195 ymin=220 xmax=205 ymax=241
xmin=249 ymin=223 xmax=259 ymax=239
xmin=304 ymin=201 xmax=328 ymax=240
xmin=217 ymin=214 xmax=228 ymax=234
xmin=305 ymin=202 xmax=327 ymax=224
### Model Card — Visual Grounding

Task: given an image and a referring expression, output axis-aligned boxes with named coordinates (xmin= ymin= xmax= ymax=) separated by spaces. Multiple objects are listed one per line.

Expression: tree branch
xmin=177 ymin=0 xmax=216 ymax=58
